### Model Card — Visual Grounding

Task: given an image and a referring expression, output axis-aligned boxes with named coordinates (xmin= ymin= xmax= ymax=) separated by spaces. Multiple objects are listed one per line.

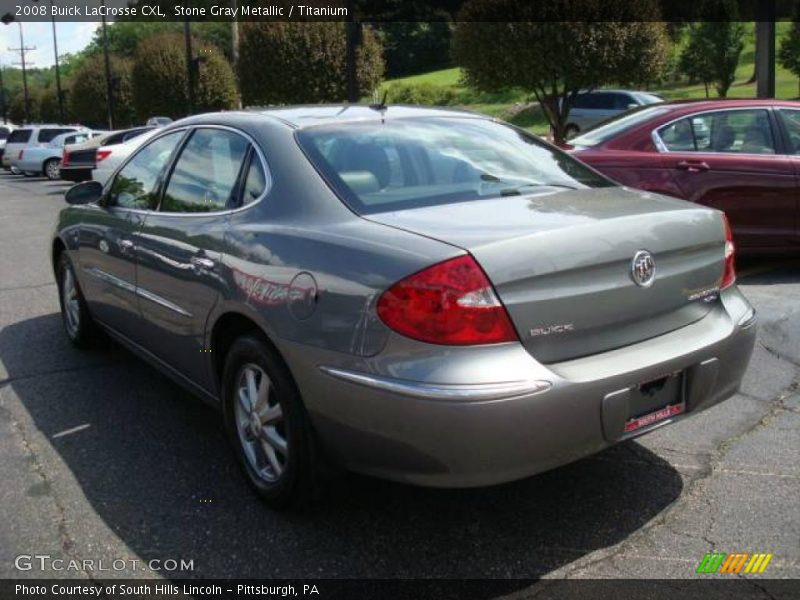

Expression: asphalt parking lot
xmin=0 ymin=172 xmax=798 ymax=586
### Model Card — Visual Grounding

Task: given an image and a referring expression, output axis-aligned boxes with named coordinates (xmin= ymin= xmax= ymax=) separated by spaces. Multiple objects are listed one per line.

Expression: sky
xmin=0 ymin=21 xmax=100 ymax=69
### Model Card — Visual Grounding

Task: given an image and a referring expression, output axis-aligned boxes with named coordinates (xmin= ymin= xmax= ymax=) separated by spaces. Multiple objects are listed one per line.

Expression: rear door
xmin=3 ymin=128 xmax=32 ymax=168
xmin=656 ymin=108 xmax=795 ymax=250
xmin=134 ymin=126 xmax=252 ymax=390
xmin=774 ymin=108 xmax=800 ymax=245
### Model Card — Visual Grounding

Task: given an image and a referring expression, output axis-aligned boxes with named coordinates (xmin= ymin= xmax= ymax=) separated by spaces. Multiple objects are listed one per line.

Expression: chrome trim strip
xmin=83 ymin=266 xmax=192 ymax=317
xmin=135 ymin=286 xmax=193 ymax=317
xmin=319 ymin=366 xmax=551 ymax=402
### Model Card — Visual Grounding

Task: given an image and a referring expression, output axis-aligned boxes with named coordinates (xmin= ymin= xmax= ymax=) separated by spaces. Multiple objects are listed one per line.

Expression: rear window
xmin=573 ymin=92 xmax=629 ymax=110
xmin=296 ymin=117 xmax=613 ymax=215
xmin=7 ymin=129 xmax=32 ymax=144
xmin=38 ymin=128 xmax=75 ymax=143
xmin=570 ymin=106 xmax=671 ymax=148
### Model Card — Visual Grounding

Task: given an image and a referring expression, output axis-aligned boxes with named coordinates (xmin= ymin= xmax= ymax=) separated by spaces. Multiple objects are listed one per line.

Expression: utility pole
xmin=33 ymin=0 xmax=64 ymax=122
xmin=184 ymin=20 xmax=195 ymax=115
xmin=755 ymin=1 xmax=777 ymax=99
xmin=101 ymin=0 xmax=114 ymax=129
xmin=232 ymin=0 xmax=240 ymax=108
xmin=6 ymin=22 xmax=35 ymax=123
xmin=0 ymin=63 xmax=6 ymax=124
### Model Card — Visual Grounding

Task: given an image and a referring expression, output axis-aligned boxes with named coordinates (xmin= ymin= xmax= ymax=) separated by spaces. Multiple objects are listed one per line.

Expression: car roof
xmin=175 ymin=105 xmax=489 ymax=130
xmin=659 ymin=98 xmax=800 ymax=112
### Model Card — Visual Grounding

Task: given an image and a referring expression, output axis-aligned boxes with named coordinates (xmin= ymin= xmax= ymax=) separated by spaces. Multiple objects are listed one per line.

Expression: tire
xmin=222 ymin=334 xmax=319 ymax=508
xmin=56 ymin=253 xmax=100 ymax=348
xmin=44 ymin=158 xmax=61 ymax=181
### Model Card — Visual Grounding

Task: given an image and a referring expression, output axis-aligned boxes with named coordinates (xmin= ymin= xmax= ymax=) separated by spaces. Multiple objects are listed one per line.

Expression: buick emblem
xmin=631 ymin=250 xmax=656 ymax=287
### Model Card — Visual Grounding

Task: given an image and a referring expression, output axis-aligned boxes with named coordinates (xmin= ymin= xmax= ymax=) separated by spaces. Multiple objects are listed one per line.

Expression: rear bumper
xmin=59 ymin=166 xmax=93 ymax=182
xmin=287 ymin=287 xmax=756 ymax=488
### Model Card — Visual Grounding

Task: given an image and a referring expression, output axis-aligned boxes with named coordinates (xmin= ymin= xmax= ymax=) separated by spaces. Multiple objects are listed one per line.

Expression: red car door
xmin=775 ymin=108 xmax=800 ymax=245
xmin=656 ymin=108 xmax=795 ymax=250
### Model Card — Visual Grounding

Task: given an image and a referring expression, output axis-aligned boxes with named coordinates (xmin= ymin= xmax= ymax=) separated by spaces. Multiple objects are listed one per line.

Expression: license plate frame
xmin=624 ymin=371 xmax=685 ymax=434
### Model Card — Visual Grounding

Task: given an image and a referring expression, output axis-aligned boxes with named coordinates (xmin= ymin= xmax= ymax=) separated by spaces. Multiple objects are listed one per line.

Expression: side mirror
xmin=65 ymin=180 xmax=103 ymax=205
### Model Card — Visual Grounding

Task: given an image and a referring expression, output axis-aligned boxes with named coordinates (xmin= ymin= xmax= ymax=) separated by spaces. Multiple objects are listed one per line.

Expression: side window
xmin=108 ymin=131 xmax=184 ymax=210
xmin=779 ymin=109 xmax=800 ymax=155
xmin=242 ymin=155 xmax=267 ymax=205
xmin=698 ymin=110 xmax=774 ymax=154
xmin=38 ymin=128 xmax=73 ymax=143
xmin=161 ymin=128 xmax=249 ymax=213
xmin=658 ymin=118 xmax=696 ymax=151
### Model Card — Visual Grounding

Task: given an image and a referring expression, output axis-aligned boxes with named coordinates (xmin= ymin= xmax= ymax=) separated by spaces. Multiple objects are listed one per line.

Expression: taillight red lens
xmin=377 ymin=255 xmax=518 ymax=345
xmin=721 ymin=214 xmax=736 ymax=289
xmin=18 ymin=150 xmax=23 ymax=159
xmin=95 ymin=150 xmax=112 ymax=162
xmin=62 ymin=149 xmax=69 ymax=167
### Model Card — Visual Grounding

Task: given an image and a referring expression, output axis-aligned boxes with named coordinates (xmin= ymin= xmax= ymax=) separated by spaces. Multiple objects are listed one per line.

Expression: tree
xmin=131 ymin=33 xmax=237 ymax=121
xmin=238 ymin=23 xmax=384 ymax=105
xmin=678 ymin=1 xmax=745 ymax=98
xmin=779 ymin=16 xmax=800 ymax=97
xmin=453 ymin=0 xmax=670 ymax=143
xmin=39 ymin=87 xmax=68 ymax=123
xmin=8 ymin=89 xmax=40 ymax=125
xmin=69 ymin=54 xmax=136 ymax=128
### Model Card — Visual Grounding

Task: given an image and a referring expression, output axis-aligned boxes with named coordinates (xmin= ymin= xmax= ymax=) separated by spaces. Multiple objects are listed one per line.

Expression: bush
xmin=239 ymin=23 xmax=384 ymax=105
xmin=38 ymin=87 xmax=67 ymax=123
xmin=8 ymin=89 xmax=40 ymax=124
xmin=69 ymin=54 xmax=135 ymax=128
xmin=132 ymin=33 xmax=237 ymax=121
xmin=384 ymin=82 xmax=460 ymax=106
xmin=379 ymin=21 xmax=453 ymax=78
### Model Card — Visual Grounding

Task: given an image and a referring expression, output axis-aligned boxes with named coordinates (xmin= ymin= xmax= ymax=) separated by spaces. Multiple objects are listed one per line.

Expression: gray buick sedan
xmin=52 ymin=106 xmax=756 ymax=507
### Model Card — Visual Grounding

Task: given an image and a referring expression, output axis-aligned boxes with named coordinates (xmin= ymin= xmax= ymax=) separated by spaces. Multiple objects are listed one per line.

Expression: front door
xmin=134 ymin=127 xmax=251 ymax=390
xmin=657 ymin=108 xmax=795 ymax=250
xmin=78 ymin=130 xmax=186 ymax=340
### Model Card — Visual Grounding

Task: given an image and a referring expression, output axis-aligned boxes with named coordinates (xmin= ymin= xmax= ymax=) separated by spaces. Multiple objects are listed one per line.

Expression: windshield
xmin=296 ymin=117 xmax=614 ymax=215
xmin=571 ymin=106 xmax=671 ymax=147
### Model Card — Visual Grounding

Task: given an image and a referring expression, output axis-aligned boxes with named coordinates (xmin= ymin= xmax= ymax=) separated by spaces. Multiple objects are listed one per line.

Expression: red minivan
xmin=568 ymin=99 xmax=800 ymax=253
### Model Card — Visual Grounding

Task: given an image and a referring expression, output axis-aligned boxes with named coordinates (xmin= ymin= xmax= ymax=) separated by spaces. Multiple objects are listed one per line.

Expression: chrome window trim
xmin=650 ymin=106 xmax=781 ymax=156
xmin=102 ymin=124 xmax=272 ymax=218
xmin=84 ymin=266 xmax=192 ymax=317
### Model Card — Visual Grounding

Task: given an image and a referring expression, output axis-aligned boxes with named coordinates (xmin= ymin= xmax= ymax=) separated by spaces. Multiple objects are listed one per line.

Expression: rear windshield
xmin=570 ymin=106 xmax=671 ymax=147
xmin=7 ymin=129 xmax=32 ymax=144
xmin=296 ymin=117 xmax=614 ymax=215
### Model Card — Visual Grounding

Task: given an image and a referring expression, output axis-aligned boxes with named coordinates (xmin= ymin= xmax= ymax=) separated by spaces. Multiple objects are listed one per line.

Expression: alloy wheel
xmin=46 ymin=160 xmax=61 ymax=180
xmin=61 ymin=267 xmax=80 ymax=337
xmin=233 ymin=363 xmax=288 ymax=483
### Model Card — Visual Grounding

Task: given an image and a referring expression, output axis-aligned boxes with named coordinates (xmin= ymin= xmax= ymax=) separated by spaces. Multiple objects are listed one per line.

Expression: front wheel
xmin=56 ymin=253 xmax=99 ymax=348
xmin=44 ymin=158 xmax=61 ymax=181
xmin=222 ymin=334 xmax=320 ymax=508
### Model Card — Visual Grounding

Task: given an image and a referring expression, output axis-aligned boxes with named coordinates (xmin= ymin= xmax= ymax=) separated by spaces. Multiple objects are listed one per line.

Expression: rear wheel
xmin=56 ymin=253 xmax=99 ymax=348
xmin=222 ymin=334 xmax=319 ymax=508
xmin=44 ymin=158 xmax=61 ymax=181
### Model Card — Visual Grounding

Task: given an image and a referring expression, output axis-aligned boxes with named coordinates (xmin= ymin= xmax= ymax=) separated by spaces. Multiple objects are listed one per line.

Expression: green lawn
xmin=381 ymin=22 xmax=800 ymax=135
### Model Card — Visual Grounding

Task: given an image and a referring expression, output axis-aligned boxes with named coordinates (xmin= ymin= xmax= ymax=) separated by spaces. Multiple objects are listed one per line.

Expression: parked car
xmin=61 ymin=126 xmax=156 ymax=183
xmin=562 ymin=89 xmax=664 ymax=138
xmin=146 ymin=116 xmax=173 ymax=127
xmin=90 ymin=127 xmax=161 ymax=185
xmin=53 ymin=107 xmax=756 ymax=507
xmin=0 ymin=123 xmax=15 ymax=163
xmin=13 ymin=131 xmax=95 ymax=180
xmin=568 ymin=99 xmax=800 ymax=253
xmin=3 ymin=125 xmax=85 ymax=174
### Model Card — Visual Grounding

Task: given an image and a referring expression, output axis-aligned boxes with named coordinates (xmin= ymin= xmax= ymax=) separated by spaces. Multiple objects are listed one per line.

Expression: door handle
xmin=676 ymin=160 xmax=710 ymax=172
xmin=190 ymin=256 xmax=216 ymax=271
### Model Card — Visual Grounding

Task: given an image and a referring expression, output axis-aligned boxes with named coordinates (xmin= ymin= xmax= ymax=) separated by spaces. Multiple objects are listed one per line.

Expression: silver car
xmin=14 ymin=130 xmax=94 ymax=180
xmin=53 ymin=107 xmax=756 ymax=508
xmin=565 ymin=89 xmax=664 ymax=137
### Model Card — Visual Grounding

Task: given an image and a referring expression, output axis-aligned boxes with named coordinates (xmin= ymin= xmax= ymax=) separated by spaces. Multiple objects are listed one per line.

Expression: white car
xmin=91 ymin=127 xmax=161 ymax=185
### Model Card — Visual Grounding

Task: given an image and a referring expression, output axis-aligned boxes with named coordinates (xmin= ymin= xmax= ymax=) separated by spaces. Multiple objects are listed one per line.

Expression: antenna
xmin=369 ymin=89 xmax=388 ymax=112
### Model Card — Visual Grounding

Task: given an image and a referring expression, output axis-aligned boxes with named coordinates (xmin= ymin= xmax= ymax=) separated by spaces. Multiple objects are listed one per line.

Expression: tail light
xmin=62 ymin=149 xmax=70 ymax=167
xmin=95 ymin=149 xmax=112 ymax=162
xmin=18 ymin=150 xmax=23 ymax=159
xmin=377 ymin=255 xmax=518 ymax=345
xmin=721 ymin=214 xmax=736 ymax=289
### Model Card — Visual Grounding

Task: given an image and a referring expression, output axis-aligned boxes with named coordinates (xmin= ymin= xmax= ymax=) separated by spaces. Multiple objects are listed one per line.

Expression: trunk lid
xmin=366 ymin=187 xmax=726 ymax=363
